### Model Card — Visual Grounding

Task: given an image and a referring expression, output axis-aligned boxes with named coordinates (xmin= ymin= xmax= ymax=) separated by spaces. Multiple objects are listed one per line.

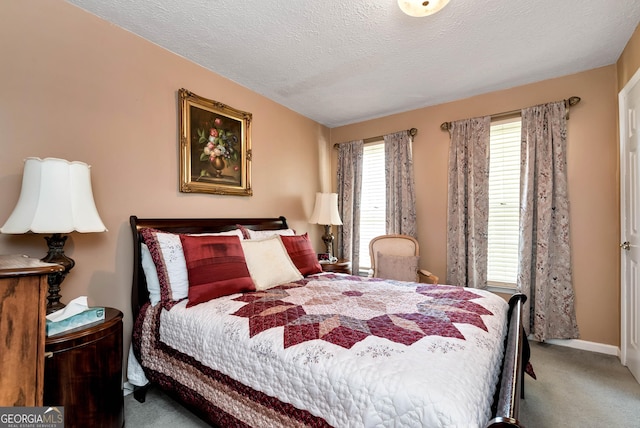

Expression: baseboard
xmin=530 ymin=337 xmax=620 ymax=357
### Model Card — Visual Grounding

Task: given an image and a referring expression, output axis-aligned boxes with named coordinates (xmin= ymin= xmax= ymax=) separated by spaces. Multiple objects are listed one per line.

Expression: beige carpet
xmin=124 ymin=341 xmax=640 ymax=427
xmin=520 ymin=341 xmax=640 ymax=427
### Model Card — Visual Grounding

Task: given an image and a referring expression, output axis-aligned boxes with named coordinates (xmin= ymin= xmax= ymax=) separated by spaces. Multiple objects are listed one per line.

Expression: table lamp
xmin=1 ymin=157 xmax=107 ymax=313
xmin=309 ymin=192 xmax=342 ymax=259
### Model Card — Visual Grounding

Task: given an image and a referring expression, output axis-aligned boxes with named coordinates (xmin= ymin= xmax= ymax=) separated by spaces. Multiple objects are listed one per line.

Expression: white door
xmin=620 ymin=68 xmax=640 ymax=383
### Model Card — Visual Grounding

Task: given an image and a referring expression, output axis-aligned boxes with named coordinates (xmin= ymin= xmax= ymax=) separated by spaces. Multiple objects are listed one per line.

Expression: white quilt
xmin=152 ymin=275 xmax=508 ymax=427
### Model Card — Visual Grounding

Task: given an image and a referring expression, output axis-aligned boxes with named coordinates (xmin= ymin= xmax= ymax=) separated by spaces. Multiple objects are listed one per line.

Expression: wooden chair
xmin=369 ymin=234 xmax=439 ymax=284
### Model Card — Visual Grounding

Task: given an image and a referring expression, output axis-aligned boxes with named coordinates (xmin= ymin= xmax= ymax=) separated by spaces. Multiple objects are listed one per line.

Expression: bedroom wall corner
xmin=617 ymin=22 xmax=640 ymax=92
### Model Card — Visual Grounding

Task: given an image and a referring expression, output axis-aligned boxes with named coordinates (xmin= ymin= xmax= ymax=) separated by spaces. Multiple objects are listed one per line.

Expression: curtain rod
xmin=333 ymin=128 xmax=418 ymax=148
xmin=439 ymin=96 xmax=581 ymax=131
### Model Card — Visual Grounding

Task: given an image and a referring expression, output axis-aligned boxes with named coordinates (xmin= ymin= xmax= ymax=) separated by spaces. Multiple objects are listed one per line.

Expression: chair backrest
xmin=369 ymin=234 xmax=420 ymax=280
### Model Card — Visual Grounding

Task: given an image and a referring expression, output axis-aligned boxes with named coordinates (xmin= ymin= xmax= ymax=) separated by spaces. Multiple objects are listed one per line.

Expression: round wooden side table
xmin=44 ymin=307 xmax=124 ymax=428
xmin=320 ymin=258 xmax=351 ymax=274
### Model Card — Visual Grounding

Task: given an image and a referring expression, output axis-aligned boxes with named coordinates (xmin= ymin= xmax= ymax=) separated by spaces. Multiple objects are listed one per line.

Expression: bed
xmin=128 ymin=215 xmax=527 ymax=427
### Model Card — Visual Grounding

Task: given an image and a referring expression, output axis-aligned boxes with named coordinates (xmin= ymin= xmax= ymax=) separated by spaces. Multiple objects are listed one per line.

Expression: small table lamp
xmin=309 ymin=192 xmax=342 ymax=258
xmin=1 ymin=157 xmax=107 ymax=313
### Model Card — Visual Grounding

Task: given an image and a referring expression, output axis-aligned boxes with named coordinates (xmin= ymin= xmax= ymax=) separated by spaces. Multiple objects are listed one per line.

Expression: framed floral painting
xmin=179 ymin=88 xmax=252 ymax=196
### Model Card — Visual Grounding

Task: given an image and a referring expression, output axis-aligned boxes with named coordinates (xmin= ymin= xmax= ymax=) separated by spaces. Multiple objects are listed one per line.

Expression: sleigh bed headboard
xmin=129 ymin=215 xmax=289 ymax=319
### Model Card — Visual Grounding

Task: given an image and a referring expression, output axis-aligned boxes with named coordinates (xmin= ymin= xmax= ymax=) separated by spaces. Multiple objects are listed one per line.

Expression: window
xmin=358 ymin=141 xmax=386 ymax=272
xmin=487 ymin=118 xmax=521 ymax=288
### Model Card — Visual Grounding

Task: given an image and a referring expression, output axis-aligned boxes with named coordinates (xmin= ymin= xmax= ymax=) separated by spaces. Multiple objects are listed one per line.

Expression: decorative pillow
xmin=179 ymin=234 xmax=255 ymax=307
xmin=376 ymin=252 xmax=419 ymax=282
xmin=140 ymin=228 xmax=244 ymax=307
xmin=279 ymin=233 xmax=322 ymax=276
xmin=236 ymin=224 xmax=251 ymax=239
xmin=140 ymin=243 xmax=161 ymax=306
xmin=245 ymin=228 xmax=296 ymax=240
xmin=241 ymin=235 xmax=303 ymax=290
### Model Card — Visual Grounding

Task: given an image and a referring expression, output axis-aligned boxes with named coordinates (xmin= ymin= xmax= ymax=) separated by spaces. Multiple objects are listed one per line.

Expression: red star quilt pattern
xmin=232 ymin=276 xmax=493 ymax=349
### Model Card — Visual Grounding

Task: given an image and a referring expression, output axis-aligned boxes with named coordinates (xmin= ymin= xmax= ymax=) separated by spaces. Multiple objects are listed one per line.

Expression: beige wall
xmin=0 ymin=1 xmax=328 ymax=354
xmin=331 ymin=65 xmax=620 ymax=346
xmin=617 ymin=24 xmax=640 ymax=91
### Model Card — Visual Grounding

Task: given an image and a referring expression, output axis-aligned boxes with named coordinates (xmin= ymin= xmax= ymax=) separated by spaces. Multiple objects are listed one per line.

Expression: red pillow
xmin=179 ymin=234 xmax=255 ymax=307
xmin=279 ymin=233 xmax=322 ymax=276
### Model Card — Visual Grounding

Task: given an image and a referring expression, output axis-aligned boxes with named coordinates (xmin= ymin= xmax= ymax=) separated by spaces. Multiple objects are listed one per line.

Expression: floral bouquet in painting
xmin=197 ymin=117 xmax=240 ymax=178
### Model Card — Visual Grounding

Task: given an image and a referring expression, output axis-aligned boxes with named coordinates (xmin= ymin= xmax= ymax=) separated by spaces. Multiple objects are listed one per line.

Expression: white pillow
xmin=241 ymin=235 xmax=303 ymax=290
xmin=146 ymin=232 xmax=190 ymax=301
xmin=140 ymin=243 xmax=161 ymax=305
xmin=246 ymin=228 xmax=295 ymax=239
xmin=141 ymin=228 xmax=245 ymax=303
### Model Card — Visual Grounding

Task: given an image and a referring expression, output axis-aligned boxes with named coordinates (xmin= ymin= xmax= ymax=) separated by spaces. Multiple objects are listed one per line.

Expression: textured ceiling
xmin=66 ymin=0 xmax=640 ymax=127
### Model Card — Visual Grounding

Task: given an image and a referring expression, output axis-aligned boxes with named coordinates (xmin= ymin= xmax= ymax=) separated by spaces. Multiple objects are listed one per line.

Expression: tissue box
xmin=46 ymin=307 xmax=106 ymax=336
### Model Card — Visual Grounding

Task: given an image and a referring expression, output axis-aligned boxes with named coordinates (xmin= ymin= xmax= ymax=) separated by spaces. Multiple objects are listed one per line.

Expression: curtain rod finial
xmin=567 ymin=96 xmax=581 ymax=107
xmin=440 ymin=122 xmax=451 ymax=131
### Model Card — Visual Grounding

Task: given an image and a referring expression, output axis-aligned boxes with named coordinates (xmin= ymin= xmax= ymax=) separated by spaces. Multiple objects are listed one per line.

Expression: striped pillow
xmin=140 ymin=228 xmax=244 ymax=308
xmin=179 ymin=234 xmax=255 ymax=307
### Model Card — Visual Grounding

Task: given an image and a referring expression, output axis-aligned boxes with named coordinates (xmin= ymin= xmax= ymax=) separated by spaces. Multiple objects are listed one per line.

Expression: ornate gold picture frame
xmin=179 ymin=88 xmax=252 ymax=196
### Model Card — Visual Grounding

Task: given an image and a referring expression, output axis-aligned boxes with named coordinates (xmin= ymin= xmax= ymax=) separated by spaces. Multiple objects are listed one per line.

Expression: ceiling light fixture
xmin=398 ymin=0 xmax=450 ymax=17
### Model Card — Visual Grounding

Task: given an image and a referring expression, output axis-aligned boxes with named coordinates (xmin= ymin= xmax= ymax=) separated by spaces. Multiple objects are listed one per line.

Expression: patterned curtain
xmin=446 ymin=117 xmax=491 ymax=289
xmin=519 ymin=101 xmax=579 ymax=341
xmin=337 ymin=140 xmax=363 ymax=274
xmin=384 ymin=130 xmax=417 ymax=237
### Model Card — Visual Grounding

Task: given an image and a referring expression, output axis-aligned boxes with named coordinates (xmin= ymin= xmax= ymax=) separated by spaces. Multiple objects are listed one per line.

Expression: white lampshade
xmin=1 ymin=157 xmax=107 ymax=234
xmin=309 ymin=193 xmax=342 ymax=226
xmin=398 ymin=0 xmax=450 ymax=17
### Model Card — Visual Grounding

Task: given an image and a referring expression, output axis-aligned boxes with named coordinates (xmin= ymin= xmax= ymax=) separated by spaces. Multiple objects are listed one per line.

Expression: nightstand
xmin=320 ymin=258 xmax=351 ymax=274
xmin=44 ymin=307 xmax=124 ymax=428
xmin=0 ymin=255 xmax=63 ymax=406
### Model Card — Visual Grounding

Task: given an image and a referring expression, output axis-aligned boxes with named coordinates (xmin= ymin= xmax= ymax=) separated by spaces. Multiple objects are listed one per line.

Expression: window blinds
xmin=358 ymin=141 xmax=386 ymax=271
xmin=487 ymin=118 xmax=521 ymax=287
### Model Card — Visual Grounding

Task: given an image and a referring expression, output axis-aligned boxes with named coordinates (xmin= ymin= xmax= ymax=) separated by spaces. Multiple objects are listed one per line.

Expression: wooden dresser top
xmin=0 ymin=254 xmax=64 ymax=278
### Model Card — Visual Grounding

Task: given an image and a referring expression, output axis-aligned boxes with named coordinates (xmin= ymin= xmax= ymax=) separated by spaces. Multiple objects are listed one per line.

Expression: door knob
xmin=621 ymin=241 xmax=631 ymax=250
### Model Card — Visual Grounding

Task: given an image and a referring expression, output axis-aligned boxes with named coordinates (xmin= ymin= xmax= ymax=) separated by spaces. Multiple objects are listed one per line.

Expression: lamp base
xmin=321 ymin=225 xmax=335 ymax=258
xmin=41 ymin=233 xmax=75 ymax=314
